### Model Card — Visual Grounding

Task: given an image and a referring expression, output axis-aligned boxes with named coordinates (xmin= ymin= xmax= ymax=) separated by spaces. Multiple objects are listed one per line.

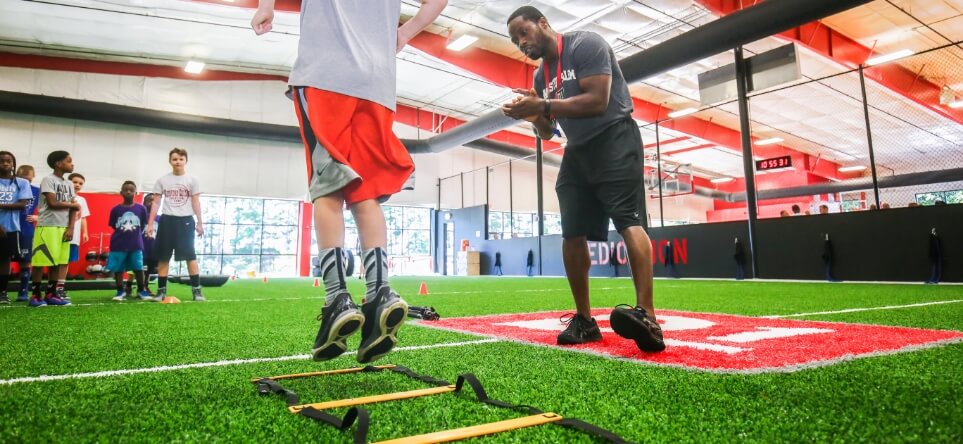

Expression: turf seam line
xmin=763 ymin=299 xmax=963 ymax=318
xmin=0 ymin=338 xmax=499 ymax=386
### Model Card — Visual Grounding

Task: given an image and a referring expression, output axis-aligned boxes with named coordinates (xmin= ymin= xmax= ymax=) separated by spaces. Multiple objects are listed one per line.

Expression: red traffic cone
xmin=418 ymin=282 xmax=429 ymax=295
xmin=313 ymin=278 xmax=320 ymax=287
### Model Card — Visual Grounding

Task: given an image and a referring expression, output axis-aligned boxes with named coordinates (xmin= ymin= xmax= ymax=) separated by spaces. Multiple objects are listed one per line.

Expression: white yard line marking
xmin=763 ymin=300 xmax=963 ymax=318
xmin=0 ymin=338 xmax=499 ymax=386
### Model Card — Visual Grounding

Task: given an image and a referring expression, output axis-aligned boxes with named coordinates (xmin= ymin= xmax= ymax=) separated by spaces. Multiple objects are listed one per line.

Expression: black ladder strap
xmin=298 ymin=407 xmax=370 ymax=444
xmin=455 ymin=373 xmax=633 ymax=444
xmin=255 ymin=378 xmax=300 ymax=406
xmin=361 ymin=364 xmax=452 ymax=387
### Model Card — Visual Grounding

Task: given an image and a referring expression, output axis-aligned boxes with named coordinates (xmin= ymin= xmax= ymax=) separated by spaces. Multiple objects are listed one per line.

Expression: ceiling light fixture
xmin=446 ymin=35 xmax=479 ymax=51
xmin=711 ymin=177 xmax=735 ymax=184
xmin=838 ymin=165 xmax=867 ymax=173
xmin=184 ymin=60 xmax=205 ymax=74
xmin=667 ymin=107 xmax=698 ymax=119
xmin=866 ymin=49 xmax=914 ymax=66
xmin=754 ymin=137 xmax=784 ymax=146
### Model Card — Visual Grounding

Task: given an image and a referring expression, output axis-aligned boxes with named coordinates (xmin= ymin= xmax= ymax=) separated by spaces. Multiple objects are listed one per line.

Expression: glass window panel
xmin=260 ymin=255 xmax=297 ymax=276
xmin=512 ymin=213 xmax=533 ymax=237
xmin=916 ymin=192 xmax=943 ymax=206
xmin=944 ymin=190 xmax=962 ymax=204
xmin=544 ymin=213 xmax=562 ymax=235
xmin=383 ymin=206 xmax=404 ymax=229
xmin=263 ymin=199 xmax=299 ymax=225
xmin=388 ymin=227 xmax=404 ymax=256
xmin=226 ymin=198 xmax=263 ymax=225
xmin=222 ymin=255 xmax=260 ymax=276
xmin=201 ymin=196 xmax=226 ymax=224
xmin=195 ymin=223 xmax=224 ymax=255
xmin=345 ymin=228 xmax=360 ymax=252
xmin=262 ymin=225 xmax=298 ymax=255
xmin=197 ymin=255 xmax=222 ymax=275
xmin=488 ymin=211 xmax=502 ymax=234
xmin=343 ymin=209 xmax=356 ymax=228
xmin=403 ymin=207 xmax=430 ymax=229
xmin=223 ymin=225 xmax=262 ymax=254
xmin=404 ymin=230 xmax=430 ymax=256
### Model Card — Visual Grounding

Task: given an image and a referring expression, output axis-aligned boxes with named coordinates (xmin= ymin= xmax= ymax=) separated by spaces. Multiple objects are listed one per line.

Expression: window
xmin=915 ymin=190 xmax=960 ymax=206
xmin=176 ymin=196 xmax=300 ymax=276
xmin=488 ymin=211 xmax=560 ymax=238
xmin=309 ymin=205 xmax=432 ymax=275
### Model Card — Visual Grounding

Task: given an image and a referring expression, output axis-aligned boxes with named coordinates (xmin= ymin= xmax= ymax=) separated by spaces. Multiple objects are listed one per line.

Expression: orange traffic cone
xmin=418 ymin=282 xmax=429 ymax=295
xmin=313 ymin=278 xmax=320 ymax=287
xmin=230 ymin=274 xmax=236 ymax=281
xmin=161 ymin=296 xmax=181 ymax=304
xmin=262 ymin=276 xmax=269 ymax=283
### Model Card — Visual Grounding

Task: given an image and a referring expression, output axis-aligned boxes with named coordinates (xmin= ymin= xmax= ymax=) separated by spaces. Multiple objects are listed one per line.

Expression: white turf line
xmin=763 ymin=299 xmax=963 ymax=318
xmin=0 ymin=338 xmax=499 ymax=386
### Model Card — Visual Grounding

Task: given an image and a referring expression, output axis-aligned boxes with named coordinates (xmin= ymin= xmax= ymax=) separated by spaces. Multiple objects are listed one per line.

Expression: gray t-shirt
xmin=533 ymin=31 xmax=634 ymax=147
xmin=38 ymin=174 xmax=74 ymax=227
xmin=153 ymin=173 xmax=200 ymax=218
xmin=288 ymin=0 xmax=401 ymax=111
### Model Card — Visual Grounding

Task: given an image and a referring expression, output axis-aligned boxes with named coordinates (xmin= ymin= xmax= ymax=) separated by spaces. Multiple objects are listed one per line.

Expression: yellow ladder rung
xmin=250 ymin=365 xmax=396 ymax=383
xmin=374 ymin=413 xmax=563 ymax=444
xmin=288 ymin=385 xmax=458 ymax=413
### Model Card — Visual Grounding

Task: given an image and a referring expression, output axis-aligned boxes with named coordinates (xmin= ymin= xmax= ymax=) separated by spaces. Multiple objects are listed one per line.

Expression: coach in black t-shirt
xmin=502 ymin=6 xmax=664 ymax=353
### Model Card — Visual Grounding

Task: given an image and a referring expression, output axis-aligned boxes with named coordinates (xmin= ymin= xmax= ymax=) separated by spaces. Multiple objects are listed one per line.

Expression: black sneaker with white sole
xmin=610 ymin=305 xmax=666 ymax=352
xmin=556 ymin=313 xmax=603 ymax=345
xmin=312 ymin=291 xmax=364 ymax=361
xmin=356 ymin=286 xmax=408 ymax=364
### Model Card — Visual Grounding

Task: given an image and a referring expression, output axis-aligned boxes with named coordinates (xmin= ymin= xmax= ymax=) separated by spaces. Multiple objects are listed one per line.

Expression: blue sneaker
xmin=29 ymin=296 xmax=47 ymax=307
xmin=16 ymin=290 xmax=29 ymax=302
xmin=45 ymin=295 xmax=71 ymax=306
xmin=112 ymin=290 xmax=128 ymax=302
xmin=137 ymin=290 xmax=152 ymax=301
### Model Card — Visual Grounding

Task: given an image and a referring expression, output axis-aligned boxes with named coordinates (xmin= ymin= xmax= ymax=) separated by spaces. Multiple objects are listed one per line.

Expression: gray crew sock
xmin=319 ymin=247 xmax=348 ymax=305
xmin=362 ymin=248 xmax=389 ymax=302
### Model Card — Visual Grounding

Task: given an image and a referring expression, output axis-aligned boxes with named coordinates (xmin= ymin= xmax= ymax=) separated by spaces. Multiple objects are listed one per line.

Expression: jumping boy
xmin=0 ymin=152 xmax=35 ymax=304
xmin=30 ymin=150 xmax=80 ymax=306
xmin=251 ymin=0 xmax=447 ymax=363
xmin=108 ymin=181 xmax=150 ymax=301
xmin=145 ymin=148 xmax=204 ymax=302
xmin=15 ymin=164 xmax=41 ymax=302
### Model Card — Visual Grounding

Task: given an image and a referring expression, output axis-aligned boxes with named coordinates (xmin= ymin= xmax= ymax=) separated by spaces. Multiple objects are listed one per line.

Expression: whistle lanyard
xmin=542 ymin=33 xmax=564 ymax=100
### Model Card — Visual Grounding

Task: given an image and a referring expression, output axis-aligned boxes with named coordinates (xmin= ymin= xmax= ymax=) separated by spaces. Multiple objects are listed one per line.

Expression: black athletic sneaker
xmin=556 ymin=313 xmax=603 ymax=345
xmin=356 ymin=286 xmax=408 ymax=364
xmin=312 ymin=291 xmax=365 ymax=361
xmin=610 ymin=305 xmax=666 ymax=352
xmin=0 ymin=292 xmax=9 ymax=304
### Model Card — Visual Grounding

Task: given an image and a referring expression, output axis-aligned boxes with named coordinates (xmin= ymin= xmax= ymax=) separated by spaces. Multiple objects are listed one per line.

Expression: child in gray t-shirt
xmin=29 ymin=150 xmax=81 ymax=306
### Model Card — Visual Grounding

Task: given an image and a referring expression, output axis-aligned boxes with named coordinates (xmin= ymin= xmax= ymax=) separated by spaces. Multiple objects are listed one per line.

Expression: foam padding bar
xmin=374 ymin=413 xmax=563 ymax=444
xmin=288 ymin=385 xmax=458 ymax=413
xmin=250 ymin=365 xmax=396 ymax=383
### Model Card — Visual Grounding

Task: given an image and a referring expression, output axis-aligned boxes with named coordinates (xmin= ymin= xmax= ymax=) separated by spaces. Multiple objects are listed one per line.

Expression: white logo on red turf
xmin=432 ymin=310 xmax=963 ymax=372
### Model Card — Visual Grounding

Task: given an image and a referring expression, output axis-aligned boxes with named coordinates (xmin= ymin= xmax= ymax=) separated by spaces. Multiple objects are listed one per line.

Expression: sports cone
xmin=262 ymin=276 xmax=269 ymax=284
xmin=161 ymin=296 xmax=181 ymax=304
xmin=313 ymin=278 xmax=320 ymax=287
xmin=418 ymin=282 xmax=429 ymax=295
xmin=230 ymin=274 xmax=236 ymax=281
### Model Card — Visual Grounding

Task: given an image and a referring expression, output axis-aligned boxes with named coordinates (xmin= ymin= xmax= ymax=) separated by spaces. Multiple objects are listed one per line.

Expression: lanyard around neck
xmin=542 ymin=33 xmax=564 ymax=99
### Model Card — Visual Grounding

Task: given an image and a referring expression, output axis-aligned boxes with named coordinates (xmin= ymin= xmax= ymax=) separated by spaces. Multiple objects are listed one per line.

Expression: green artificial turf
xmin=1 ymin=277 xmax=960 ymax=443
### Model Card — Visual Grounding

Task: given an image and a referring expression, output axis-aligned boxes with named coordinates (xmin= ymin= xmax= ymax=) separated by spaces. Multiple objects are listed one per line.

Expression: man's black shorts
xmin=154 ymin=216 xmax=197 ymax=262
xmin=556 ymin=118 xmax=646 ymax=242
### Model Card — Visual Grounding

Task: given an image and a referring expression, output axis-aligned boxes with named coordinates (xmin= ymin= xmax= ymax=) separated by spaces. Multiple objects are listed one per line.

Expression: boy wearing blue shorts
xmin=14 ymin=164 xmax=40 ymax=302
xmin=0 ymin=152 xmax=35 ymax=304
xmin=108 ymin=181 xmax=150 ymax=301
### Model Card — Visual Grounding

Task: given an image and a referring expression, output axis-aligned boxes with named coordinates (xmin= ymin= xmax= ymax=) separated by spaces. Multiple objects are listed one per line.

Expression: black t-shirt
xmin=533 ymin=31 xmax=634 ymax=147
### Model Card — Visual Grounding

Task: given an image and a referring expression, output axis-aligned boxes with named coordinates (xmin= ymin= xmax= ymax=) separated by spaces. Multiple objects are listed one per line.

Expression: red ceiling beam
xmin=0 ymin=52 xmax=286 ymax=82
xmin=644 ymin=136 xmax=689 ymax=149
xmin=695 ymin=0 xmax=963 ymax=126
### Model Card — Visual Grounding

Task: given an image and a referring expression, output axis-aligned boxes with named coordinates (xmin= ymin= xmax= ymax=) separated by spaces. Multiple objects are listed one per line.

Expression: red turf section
xmin=428 ymin=310 xmax=963 ymax=373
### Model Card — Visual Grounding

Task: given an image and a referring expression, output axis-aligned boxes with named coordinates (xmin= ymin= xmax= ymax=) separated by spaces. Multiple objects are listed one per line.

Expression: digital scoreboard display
xmin=755 ymin=155 xmax=793 ymax=171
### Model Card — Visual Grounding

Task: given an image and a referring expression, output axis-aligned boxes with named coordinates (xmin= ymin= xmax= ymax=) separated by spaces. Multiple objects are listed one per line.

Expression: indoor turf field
xmin=1 ymin=277 xmax=961 ymax=443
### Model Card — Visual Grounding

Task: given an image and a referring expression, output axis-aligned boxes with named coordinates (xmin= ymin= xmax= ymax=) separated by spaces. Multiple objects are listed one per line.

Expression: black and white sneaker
xmin=312 ymin=291 xmax=364 ymax=361
xmin=610 ymin=305 xmax=666 ymax=352
xmin=0 ymin=292 xmax=9 ymax=304
xmin=556 ymin=313 xmax=603 ymax=345
xmin=191 ymin=287 xmax=206 ymax=302
xmin=356 ymin=286 xmax=408 ymax=364
xmin=151 ymin=287 xmax=167 ymax=302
